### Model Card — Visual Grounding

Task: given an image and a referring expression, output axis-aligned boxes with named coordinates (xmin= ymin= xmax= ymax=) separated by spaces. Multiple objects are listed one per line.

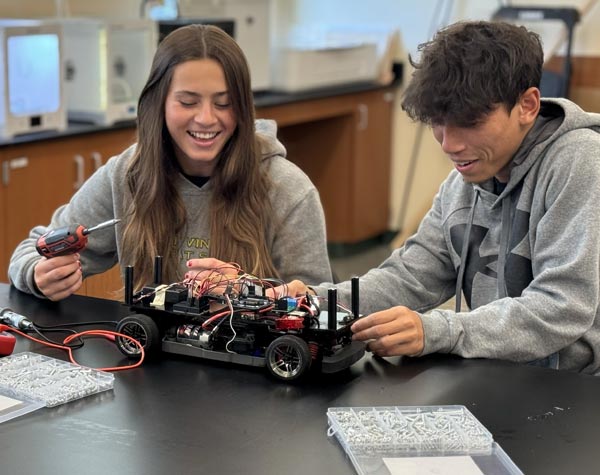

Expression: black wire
xmin=26 ymin=320 xmax=118 ymax=349
xmin=33 ymin=320 xmax=118 ymax=330
xmin=30 ymin=325 xmax=85 ymax=349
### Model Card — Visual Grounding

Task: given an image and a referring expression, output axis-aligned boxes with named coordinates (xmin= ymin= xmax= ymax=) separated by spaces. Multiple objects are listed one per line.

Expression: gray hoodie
xmin=316 ymin=98 xmax=600 ymax=375
xmin=9 ymin=119 xmax=333 ymax=297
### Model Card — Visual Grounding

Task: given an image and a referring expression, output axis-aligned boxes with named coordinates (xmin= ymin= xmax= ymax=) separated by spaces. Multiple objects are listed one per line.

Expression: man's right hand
xmin=33 ymin=254 xmax=82 ymax=301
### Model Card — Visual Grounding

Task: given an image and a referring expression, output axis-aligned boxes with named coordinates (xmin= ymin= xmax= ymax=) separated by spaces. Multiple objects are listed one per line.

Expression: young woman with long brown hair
xmin=9 ymin=25 xmax=332 ymax=301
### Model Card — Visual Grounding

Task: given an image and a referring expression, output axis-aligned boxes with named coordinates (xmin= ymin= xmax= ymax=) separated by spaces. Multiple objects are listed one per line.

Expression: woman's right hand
xmin=33 ymin=254 xmax=82 ymax=301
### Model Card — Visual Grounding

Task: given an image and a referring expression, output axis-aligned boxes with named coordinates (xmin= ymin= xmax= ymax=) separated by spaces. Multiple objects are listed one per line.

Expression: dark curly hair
xmin=401 ymin=21 xmax=543 ymax=127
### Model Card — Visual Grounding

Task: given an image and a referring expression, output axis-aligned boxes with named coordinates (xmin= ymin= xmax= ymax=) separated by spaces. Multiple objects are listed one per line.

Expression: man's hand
xmin=34 ymin=254 xmax=82 ymax=301
xmin=351 ymin=305 xmax=425 ymax=357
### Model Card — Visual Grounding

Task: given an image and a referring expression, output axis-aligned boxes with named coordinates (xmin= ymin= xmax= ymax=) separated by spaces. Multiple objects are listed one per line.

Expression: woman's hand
xmin=34 ymin=254 xmax=82 ymax=301
xmin=185 ymin=258 xmax=242 ymax=295
xmin=266 ymin=279 xmax=312 ymax=299
xmin=185 ymin=258 xmax=240 ymax=281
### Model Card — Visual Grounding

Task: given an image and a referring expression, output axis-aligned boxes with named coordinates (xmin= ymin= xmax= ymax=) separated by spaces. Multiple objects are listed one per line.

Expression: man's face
xmin=431 ymin=103 xmax=530 ymax=184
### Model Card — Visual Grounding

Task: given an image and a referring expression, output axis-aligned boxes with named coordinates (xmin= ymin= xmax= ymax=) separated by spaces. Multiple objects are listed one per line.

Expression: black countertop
xmin=1 ymin=283 xmax=599 ymax=475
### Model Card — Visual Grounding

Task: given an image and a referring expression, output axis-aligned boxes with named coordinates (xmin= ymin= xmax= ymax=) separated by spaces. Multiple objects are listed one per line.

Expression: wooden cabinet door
xmin=352 ymin=88 xmax=395 ymax=241
xmin=0 ymin=177 xmax=6 ymax=282
xmin=75 ymin=127 xmax=136 ymax=300
xmin=81 ymin=128 xmax=137 ymax=179
xmin=0 ymin=127 xmax=136 ymax=295
xmin=84 ymin=265 xmax=123 ymax=300
xmin=1 ymin=138 xmax=85 ymax=287
xmin=258 ymin=95 xmax=357 ymax=243
xmin=257 ymin=87 xmax=395 ymax=244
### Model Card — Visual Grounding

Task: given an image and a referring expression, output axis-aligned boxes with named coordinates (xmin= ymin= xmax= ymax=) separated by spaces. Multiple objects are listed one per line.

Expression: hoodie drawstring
xmin=455 ymin=190 xmax=480 ymax=313
xmin=496 ymin=194 xmax=512 ymax=299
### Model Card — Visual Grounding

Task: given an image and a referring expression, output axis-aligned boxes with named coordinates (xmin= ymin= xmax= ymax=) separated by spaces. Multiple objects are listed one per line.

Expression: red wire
xmin=5 ymin=326 xmax=145 ymax=372
xmin=201 ymin=309 xmax=232 ymax=329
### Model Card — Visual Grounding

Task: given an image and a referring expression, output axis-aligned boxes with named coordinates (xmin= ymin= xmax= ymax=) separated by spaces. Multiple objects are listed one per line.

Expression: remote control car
xmin=115 ymin=258 xmax=365 ymax=381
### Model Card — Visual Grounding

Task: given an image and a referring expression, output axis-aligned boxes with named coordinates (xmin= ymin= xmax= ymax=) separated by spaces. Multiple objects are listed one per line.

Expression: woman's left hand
xmin=184 ymin=258 xmax=240 ymax=281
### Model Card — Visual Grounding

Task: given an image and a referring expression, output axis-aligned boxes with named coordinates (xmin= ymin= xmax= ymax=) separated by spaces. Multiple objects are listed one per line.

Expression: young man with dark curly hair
xmin=281 ymin=20 xmax=600 ymax=374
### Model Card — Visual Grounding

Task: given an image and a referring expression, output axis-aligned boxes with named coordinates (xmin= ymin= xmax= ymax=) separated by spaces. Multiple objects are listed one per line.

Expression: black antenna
xmin=351 ymin=277 xmax=360 ymax=317
xmin=153 ymin=255 xmax=163 ymax=285
xmin=125 ymin=266 xmax=134 ymax=305
xmin=328 ymin=288 xmax=337 ymax=330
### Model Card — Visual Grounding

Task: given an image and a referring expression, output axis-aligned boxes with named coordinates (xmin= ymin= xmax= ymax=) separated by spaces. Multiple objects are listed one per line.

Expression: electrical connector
xmin=0 ymin=308 xmax=33 ymax=330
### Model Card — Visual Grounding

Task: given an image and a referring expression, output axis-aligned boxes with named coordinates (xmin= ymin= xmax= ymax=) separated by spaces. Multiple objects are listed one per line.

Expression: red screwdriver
xmin=35 ymin=218 xmax=120 ymax=258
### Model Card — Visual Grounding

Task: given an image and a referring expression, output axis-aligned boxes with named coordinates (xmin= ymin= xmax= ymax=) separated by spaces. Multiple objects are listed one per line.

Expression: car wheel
xmin=116 ymin=314 xmax=161 ymax=358
xmin=266 ymin=335 xmax=311 ymax=381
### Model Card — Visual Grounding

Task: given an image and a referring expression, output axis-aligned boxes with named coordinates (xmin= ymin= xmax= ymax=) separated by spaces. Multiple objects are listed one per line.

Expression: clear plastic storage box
xmin=327 ymin=405 xmax=523 ymax=475
xmin=0 ymin=352 xmax=114 ymax=423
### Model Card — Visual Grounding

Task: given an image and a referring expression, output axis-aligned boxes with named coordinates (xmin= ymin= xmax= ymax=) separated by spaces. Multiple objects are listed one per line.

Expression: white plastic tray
xmin=0 ymin=352 xmax=114 ymax=422
xmin=327 ymin=405 xmax=523 ymax=475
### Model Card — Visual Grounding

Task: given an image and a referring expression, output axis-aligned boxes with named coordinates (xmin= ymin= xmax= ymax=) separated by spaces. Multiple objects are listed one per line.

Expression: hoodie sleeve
xmin=312 ymin=181 xmax=459 ymax=313
xmin=8 ymin=149 xmax=129 ymax=297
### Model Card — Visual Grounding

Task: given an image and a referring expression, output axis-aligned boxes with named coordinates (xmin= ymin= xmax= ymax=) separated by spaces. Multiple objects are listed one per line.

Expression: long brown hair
xmin=121 ymin=24 xmax=277 ymax=291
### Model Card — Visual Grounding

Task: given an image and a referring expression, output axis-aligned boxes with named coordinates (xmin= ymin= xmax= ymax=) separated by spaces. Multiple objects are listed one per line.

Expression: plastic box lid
xmin=327 ymin=405 xmax=523 ymax=475
xmin=0 ymin=352 xmax=115 ymax=423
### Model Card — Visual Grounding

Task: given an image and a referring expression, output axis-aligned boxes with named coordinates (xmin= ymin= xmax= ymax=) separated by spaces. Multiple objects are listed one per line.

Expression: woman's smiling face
xmin=165 ymin=58 xmax=237 ymax=176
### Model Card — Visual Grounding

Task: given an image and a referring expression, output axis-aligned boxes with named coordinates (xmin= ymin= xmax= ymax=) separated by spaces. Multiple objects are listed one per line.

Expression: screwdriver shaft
xmin=83 ymin=218 xmax=120 ymax=235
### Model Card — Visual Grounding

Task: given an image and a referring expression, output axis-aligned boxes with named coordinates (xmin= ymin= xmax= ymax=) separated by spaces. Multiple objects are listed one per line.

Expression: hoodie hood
xmin=500 ymin=99 xmax=600 ymax=197
xmin=255 ymin=118 xmax=287 ymax=160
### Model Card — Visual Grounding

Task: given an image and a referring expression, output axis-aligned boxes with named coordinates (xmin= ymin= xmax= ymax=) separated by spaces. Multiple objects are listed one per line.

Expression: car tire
xmin=265 ymin=335 xmax=312 ymax=381
xmin=116 ymin=313 xmax=161 ymax=358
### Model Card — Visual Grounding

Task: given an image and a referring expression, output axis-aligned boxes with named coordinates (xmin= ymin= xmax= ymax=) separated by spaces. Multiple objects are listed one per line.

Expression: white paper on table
xmin=383 ymin=455 xmax=485 ymax=475
xmin=0 ymin=393 xmax=23 ymax=412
